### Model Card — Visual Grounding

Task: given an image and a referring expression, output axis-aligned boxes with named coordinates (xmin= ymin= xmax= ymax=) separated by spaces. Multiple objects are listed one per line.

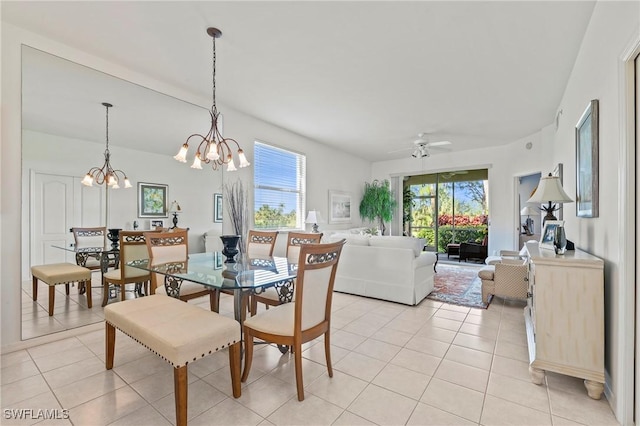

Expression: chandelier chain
xmin=105 ymin=104 xmax=110 ymax=153
xmin=212 ymin=35 xmax=217 ymax=113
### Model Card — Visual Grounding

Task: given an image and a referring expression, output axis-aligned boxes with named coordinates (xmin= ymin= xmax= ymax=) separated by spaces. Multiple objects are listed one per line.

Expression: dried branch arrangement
xmin=224 ymin=179 xmax=249 ymax=253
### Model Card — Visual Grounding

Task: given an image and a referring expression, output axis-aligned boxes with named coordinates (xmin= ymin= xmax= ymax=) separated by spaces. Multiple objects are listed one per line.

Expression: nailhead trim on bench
xmin=106 ymin=320 xmax=239 ymax=368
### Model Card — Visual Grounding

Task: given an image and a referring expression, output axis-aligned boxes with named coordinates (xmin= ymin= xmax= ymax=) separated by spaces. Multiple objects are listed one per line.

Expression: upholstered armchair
xmin=478 ymin=257 xmax=528 ymax=304
xmin=459 ymin=236 xmax=488 ymax=263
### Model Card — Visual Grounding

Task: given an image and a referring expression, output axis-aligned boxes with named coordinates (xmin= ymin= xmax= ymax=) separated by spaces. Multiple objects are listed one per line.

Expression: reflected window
xmin=254 ymin=142 xmax=306 ymax=230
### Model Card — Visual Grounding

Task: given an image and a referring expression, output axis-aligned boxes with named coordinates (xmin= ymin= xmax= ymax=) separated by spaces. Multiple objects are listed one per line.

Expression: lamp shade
xmin=305 ymin=210 xmax=322 ymax=224
xmin=520 ymin=206 xmax=538 ymax=216
xmin=527 ymin=175 xmax=573 ymax=204
xmin=169 ymin=201 xmax=182 ymax=213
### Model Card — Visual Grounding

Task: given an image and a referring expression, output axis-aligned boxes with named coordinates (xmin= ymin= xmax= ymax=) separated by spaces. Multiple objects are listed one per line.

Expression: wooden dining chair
xmin=145 ymin=229 xmax=216 ymax=310
xmin=102 ymin=231 xmax=151 ymax=302
xmin=250 ymin=232 xmax=323 ymax=315
xmin=241 ymin=239 xmax=346 ymax=401
xmin=213 ymin=230 xmax=280 ymax=313
xmin=246 ymin=230 xmax=279 ymax=257
xmin=70 ymin=226 xmax=107 ymax=271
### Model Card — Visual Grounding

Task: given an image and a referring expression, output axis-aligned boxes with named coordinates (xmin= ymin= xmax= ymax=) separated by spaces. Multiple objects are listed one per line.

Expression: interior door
xmin=30 ymin=171 xmax=105 ymax=271
xmin=31 ymin=172 xmax=75 ymax=265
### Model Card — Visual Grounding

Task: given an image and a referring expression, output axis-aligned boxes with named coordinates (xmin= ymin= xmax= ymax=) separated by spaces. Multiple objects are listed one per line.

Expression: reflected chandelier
xmin=81 ymin=102 xmax=131 ymax=188
xmin=174 ymin=27 xmax=250 ymax=172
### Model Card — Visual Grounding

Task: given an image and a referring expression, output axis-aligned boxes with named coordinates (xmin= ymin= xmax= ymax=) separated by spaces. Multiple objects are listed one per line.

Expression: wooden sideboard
xmin=524 ymin=240 xmax=605 ymax=399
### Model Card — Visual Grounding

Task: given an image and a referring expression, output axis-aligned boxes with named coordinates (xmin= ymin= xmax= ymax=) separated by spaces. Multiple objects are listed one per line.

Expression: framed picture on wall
xmin=575 ymin=99 xmax=599 ymax=218
xmin=138 ymin=183 xmax=168 ymax=218
xmin=329 ymin=190 xmax=352 ymax=224
xmin=213 ymin=193 xmax=223 ymax=223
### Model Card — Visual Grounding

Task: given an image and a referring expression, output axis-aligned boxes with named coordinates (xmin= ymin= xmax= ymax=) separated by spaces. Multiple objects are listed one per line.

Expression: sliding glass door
xmin=405 ymin=169 xmax=488 ymax=253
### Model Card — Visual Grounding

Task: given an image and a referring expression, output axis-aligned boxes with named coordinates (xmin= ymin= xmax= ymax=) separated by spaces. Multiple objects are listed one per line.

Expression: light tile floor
xmin=3 ymin=292 xmax=619 ymax=425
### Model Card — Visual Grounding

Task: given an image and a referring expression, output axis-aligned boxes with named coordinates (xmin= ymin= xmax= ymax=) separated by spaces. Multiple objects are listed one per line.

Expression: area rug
xmin=428 ymin=263 xmax=487 ymax=309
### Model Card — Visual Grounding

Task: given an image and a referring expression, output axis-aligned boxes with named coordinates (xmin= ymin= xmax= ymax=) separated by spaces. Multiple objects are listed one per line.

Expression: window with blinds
xmin=254 ymin=141 xmax=306 ymax=230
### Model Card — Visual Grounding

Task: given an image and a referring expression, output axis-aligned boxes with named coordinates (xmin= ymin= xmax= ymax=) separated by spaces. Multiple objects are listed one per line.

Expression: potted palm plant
xmin=359 ymin=179 xmax=397 ymax=235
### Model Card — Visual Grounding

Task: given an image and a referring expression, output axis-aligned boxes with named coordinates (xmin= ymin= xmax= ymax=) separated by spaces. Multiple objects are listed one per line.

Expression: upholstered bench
xmin=104 ymin=295 xmax=241 ymax=426
xmin=31 ymin=263 xmax=92 ymax=316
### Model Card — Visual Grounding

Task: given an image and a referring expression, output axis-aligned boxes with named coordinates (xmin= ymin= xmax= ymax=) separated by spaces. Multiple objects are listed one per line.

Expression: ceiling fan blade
xmin=387 ymin=146 xmax=413 ymax=154
xmin=426 ymin=140 xmax=451 ymax=147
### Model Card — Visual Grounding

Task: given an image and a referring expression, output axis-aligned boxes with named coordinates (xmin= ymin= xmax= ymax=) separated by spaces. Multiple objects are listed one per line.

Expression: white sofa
xmin=325 ymin=234 xmax=437 ymax=305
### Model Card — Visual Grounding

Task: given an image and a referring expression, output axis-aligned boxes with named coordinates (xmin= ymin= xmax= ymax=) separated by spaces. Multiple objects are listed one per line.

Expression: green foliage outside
xmin=411 ymin=226 xmax=487 ymax=253
xmin=254 ymin=203 xmax=297 ymax=229
xmin=407 ymin=178 xmax=488 ymax=252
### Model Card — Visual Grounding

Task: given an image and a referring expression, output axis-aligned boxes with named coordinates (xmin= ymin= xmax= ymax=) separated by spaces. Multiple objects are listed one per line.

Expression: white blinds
xmin=254 ymin=141 xmax=306 ymax=230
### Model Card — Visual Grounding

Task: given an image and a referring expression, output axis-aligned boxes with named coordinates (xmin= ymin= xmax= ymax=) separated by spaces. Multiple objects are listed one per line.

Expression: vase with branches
xmin=224 ymin=180 xmax=249 ymax=254
xmin=359 ymin=179 xmax=397 ymax=235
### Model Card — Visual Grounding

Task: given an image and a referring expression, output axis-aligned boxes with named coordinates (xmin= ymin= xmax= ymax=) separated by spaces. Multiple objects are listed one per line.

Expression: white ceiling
xmin=4 ymin=1 xmax=596 ymax=162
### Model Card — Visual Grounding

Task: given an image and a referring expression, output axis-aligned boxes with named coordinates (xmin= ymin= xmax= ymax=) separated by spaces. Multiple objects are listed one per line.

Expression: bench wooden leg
xmin=229 ymin=342 xmax=241 ymax=398
xmin=32 ymin=277 xmax=38 ymax=301
xmin=65 ymin=283 xmax=70 ymax=295
xmin=174 ymin=366 xmax=188 ymax=426
xmin=105 ymin=322 xmax=115 ymax=370
xmin=48 ymin=286 xmax=55 ymax=316
xmin=86 ymin=281 xmax=93 ymax=309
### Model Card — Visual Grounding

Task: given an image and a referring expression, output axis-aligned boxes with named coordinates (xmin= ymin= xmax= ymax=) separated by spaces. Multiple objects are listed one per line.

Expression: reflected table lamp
xmin=526 ymin=173 xmax=573 ymax=224
xmin=520 ymin=206 xmax=538 ymax=235
xmin=305 ymin=210 xmax=323 ymax=233
xmin=169 ymin=201 xmax=182 ymax=229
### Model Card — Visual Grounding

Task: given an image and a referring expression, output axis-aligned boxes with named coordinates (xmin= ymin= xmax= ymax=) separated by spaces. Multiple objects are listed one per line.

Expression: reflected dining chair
xmin=241 ymin=239 xmax=346 ymax=401
xmin=70 ymin=226 xmax=107 ymax=271
xmin=146 ymin=229 xmax=216 ymax=310
xmin=250 ymin=232 xmax=323 ymax=316
xmin=102 ymin=231 xmax=151 ymax=303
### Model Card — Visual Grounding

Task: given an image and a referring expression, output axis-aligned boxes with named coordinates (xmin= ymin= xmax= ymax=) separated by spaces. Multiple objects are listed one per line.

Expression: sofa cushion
xmin=326 ymin=233 xmax=370 ymax=246
xmin=369 ymin=236 xmax=424 ymax=257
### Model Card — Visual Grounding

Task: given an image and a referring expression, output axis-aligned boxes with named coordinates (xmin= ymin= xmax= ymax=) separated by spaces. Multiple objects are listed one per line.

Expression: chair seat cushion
xmin=244 ymin=303 xmax=295 ymax=336
xmin=155 ymin=281 xmax=210 ymax=297
xmin=256 ymin=287 xmax=280 ymax=302
xmin=31 ymin=263 xmax=91 ymax=285
xmin=104 ymin=295 xmax=240 ymax=367
xmin=104 ymin=268 xmax=149 ymax=281
xmin=255 ymin=285 xmax=296 ymax=303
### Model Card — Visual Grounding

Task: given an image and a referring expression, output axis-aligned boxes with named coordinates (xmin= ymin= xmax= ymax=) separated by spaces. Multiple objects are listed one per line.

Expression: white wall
xmin=21 ymin=129 xmax=224 ymax=277
xmin=1 ymin=23 xmax=370 ymax=348
xmin=373 ymin=2 xmax=640 ymax=422
xmin=550 ymin=1 xmax=639 ymax=420
xmin=218 ymin=106 xmax=370 ymax=238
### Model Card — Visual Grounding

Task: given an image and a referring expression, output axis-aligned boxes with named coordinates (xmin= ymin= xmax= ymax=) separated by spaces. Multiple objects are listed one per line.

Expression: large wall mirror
xmin=21 ymin=46 xmax=224 ymax=339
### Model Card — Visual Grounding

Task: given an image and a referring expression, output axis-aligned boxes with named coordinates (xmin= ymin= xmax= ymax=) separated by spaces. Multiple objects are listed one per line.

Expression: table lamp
xmin=526 ymin=173 xmax=573 ymax=223
xmin=169 ymin=201 xmax=182 ymax=229
xmin=305 ymin=210 xmax=323 ymax=233
xmin=520 ymin=206 xmax=538 ymax=235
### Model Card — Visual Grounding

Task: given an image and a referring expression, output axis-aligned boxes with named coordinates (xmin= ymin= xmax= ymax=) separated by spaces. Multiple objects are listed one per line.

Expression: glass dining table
xmin=127 ymin=252 xmax=298 ymax=324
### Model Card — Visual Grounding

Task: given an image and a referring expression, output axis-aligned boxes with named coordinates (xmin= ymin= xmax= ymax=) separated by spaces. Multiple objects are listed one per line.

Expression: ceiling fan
xmin=440 ymin=170 xmax=469 ymax=179
xmin=388 ymin=133 xmax=452 ymax=158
